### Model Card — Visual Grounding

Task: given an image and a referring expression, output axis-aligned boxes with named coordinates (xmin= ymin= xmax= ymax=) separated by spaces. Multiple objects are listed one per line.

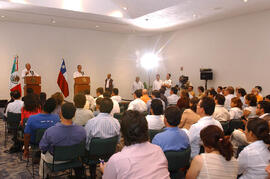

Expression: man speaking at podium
xmin=21 ymin=63 xmax=39 ymax=79
xmin=73 ymin=65 xmax=84 ymax=79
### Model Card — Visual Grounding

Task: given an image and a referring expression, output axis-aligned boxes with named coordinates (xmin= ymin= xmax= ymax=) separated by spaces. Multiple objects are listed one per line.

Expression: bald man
xmin=73 ymin=65 xmax=85 ymax=79
xmin=21 ymin=63 xmax=39 ymax=79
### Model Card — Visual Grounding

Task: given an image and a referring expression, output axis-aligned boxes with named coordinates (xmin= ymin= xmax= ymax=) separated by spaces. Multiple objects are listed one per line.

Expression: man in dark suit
xmin=105 ymin=74 xmax=113 ymax=92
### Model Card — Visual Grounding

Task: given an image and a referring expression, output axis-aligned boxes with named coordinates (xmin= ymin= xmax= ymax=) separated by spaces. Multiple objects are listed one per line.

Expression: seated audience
xmin=159 ymin=86 xmax=168 ymax=107
xmin=20 ymin=94 xmax=41 ymax=126
xmin=197 ymin=86 xmax=204 ymax=99
xmin=39 ymin=92 xmax=47 ymax=109
xmin=256 ymin=100 xmax=270 ymax=119
xmin=111 ymin=88 xmax=122 ymax=103
xmin=93 ymin=97 xmax=102 ymax=116
xmin=251 ymin=87 xmax=263 ymax=102
xmin=224 ymin=86 xmax=235 ymax=110
xmin=146 ymin=99 xmax=164 ymax=130
xmin=167 ymin=87 xmax=179 ymax=105
xmin=73 ymin=93 xmax=94 ymax=126
xmin=23 ymin=98 xmax=60 ymax=158
xmin=213 ymin=94 xmax=230 ymax=122
xmin=5 ymin=90 xmax=24 ymax=117
xmin=147 ymin=90 xmax=166 ymax=113
xmin=188 ymin=85 xmax=195 ymax=98
xmin=85 ymin=98 xmax=120 ymax=150
xmin=96 ymin=87 xmax=104 ymax=100
xmin=238 ymin=118 xmax=270 ymax=179
xmin=188 ymin=97 xmax=222 ymax=158
xmin=100 ymin=110 xmax=170 ymax=179
xmin=255 ymin=85 xmax=263 ymax=98
xmin=141 ymin=89 xmax=151 ymax=104
xmin=103 ymin=91 xmax=120 ymax=115
xmin=243 ymin=94 xmax=258 ymax=119
xmin=229 ymin=97 xmax=243 ymax=120
xmin=209 ymin=89 xmax=217 ymax=98
xmin=3 ymin=91 xmax=15 ymax=117
xmin=236 ymin=88 xmax=247 ymax=108
xmin=186 ymin=125 xmax=238 ymax=179
xmin=217 ymin=86 xmax=223 ymax=94
xmin=51 ymin=92 xmax=64 ymax=116
xmin=39 ymin=102 xmax=86 ymax=178
xmin=128 ymin=89 xmax=147 ymax=112
xmin=178 ymin=97 xmax=200 ymax=130
xmin=152 ymin=106 xmax=189 ymax=152
xmin=83 ymin=89 xmax=96 ymax=111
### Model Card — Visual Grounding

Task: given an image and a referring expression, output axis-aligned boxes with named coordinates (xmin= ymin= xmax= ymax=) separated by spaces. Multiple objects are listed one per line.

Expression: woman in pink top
xmin=100 ymin=110 xmax=170 ymax=179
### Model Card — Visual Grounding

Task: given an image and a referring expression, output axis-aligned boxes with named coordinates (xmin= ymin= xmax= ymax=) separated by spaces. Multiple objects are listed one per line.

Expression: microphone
xmin=30 ymin=70 xmax=34 ymax=76
xmin=81 ymin=71 xmax=84 ymax=76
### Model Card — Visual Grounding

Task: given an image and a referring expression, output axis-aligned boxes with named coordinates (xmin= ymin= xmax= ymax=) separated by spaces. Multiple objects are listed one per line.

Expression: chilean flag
xmin=57 ymin=59 xmax=69 ymax=97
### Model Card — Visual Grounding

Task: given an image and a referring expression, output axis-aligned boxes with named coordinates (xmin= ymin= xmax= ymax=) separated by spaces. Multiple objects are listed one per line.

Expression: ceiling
xmin=0 ymin=0 xmax=270 ymax=35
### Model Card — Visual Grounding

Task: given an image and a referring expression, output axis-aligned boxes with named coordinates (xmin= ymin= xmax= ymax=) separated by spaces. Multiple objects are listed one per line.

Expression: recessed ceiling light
xmin=1 ymin=15 xmax=5 ymax=18
xmin=123 ymin=7 xmax=127 ymax=10
xmin=243 ymin=0 xmax=248 ymax=2
xmin=95 ymin=25 xmax=99 ymax=28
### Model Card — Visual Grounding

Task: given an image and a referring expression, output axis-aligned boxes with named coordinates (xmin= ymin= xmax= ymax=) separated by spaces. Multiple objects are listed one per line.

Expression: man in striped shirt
xmin=84 ymin=98 xmax=120 ymax=150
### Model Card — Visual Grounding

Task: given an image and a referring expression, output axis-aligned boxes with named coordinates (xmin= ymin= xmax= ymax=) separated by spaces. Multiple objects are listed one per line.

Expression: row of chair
xmin=220 ymin=119 xmax=245 ymax=135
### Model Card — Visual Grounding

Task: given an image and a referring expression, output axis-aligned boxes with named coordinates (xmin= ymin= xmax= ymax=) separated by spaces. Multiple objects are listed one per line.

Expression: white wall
xmin=149 ymin=10 xmax=270 ymax=96
xmin=0 ymin=22 xmax=152 ymax=100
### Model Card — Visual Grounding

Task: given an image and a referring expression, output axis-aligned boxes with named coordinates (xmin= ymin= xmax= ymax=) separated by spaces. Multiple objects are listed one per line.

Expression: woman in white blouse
xmin=186 ymin=125 xmax=238 ymax=179
xmin=238 ymin=118 xmax=270 ymax=179
xmin=230 ymin=97 xmax=243 ymax=120
xmin=243 ymin=94 xmax=257 ymax=119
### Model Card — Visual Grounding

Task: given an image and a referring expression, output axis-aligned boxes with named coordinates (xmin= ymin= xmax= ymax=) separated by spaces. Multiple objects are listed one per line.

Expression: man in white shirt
xmin=83 ymin=89 xmax=96 ymax=111
xmin=21 ymin=63 xmax=39 ymax=79
xmin=256 ymin=100 xmax=270 ymax=119
xmin=111 ymin=88 xmax=122 ymax=103
xmin=132 ymin=77 xmax=144 ymax=94
xmin=146 ymin=99 xmax=164 ymax=130
xmin=73 ymin=65 xmax=84 ymax=79
xmin=5 ymin=90 xmax=24 ymax=117
xmin=103 ymin=91 xmax=120 ymax=116
xmin=167 ymin=87 xmax=179 ymax=105
xmin=147 ymin=90 xmax=166 ymax=113
xmin=152 ymin=74 xmax=163 ymax=91
xmin=188 ymin=96 xmax=222 ymax=158
xmin=224 ymin=86 xmax=235 ymax=110
xmin=213 ymin=94 xmax=230 ymax=122
xmin=163 ymin=73 xmax=172 ymax=97
xmin=128 ymin=89 xmax=147 ymax=113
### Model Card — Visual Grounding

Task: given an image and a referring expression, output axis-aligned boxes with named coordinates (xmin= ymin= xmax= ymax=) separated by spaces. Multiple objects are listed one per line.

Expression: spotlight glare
xmin=140 ymin=53 xmax=160 ymax=70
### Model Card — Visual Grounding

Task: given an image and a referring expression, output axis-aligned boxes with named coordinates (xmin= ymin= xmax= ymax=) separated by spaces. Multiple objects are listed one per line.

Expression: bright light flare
xmin=109 ymin=11 xmax=123 ymax=18
xmin=140 ymin=53 xmax=160 ymax=70
xmin=62 ymin=0 xmax=82 ymax=11
xmin=9 ymin=0 xmax=28 ymax=4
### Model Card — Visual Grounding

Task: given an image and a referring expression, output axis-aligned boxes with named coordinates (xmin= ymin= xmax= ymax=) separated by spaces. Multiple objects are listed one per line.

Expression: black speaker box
xmin=200 ymin=69 xmax=213 ymax=80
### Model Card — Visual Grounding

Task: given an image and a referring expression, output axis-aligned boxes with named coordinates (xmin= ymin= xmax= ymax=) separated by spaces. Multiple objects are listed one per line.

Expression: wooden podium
xmin=24 ymin=76 xmax=41 ymax=96
xmin=74 ymin=76 xmax=90 ymax=96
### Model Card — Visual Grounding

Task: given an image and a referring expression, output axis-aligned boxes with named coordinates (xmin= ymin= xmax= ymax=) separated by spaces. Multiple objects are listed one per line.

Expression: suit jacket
xmin=105 ymin=78 xmax=113 ymax=90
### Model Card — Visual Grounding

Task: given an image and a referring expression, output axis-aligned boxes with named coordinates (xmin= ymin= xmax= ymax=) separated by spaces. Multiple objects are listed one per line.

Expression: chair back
xmin=87 ymin=136 xmax=118 ymax=161
xmin=148 ymin=129 xmax=164 ymax=142
xmin=113 ymin=113 xmax=123 ymax=120
xmin=7 ymin=112 xmax=21 ymax=130
xmin=220 ymin=121 xmax=230 ymax=135
xmin=164 ymin=147 xmax=191 ymax=172
xmin=53 ymin=141 xmax=85 ymax=161
xmin=34 ymin=128 xmax=47 ymax=144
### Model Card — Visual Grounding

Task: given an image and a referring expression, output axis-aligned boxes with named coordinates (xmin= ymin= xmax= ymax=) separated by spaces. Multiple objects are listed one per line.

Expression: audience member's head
xmin=188 ymin=86 xmax=194 ymax=92
xmin=237 ymin=88 xmax=247 ymax=97
xmin=84 ymin=89 xmax=90 ymax=95
xmin=159 ymin=86 xmax=166 ymax=95
xmin=251 ymin=88 xmax=260 ymax=96
xmin=246 ymin=118 xmax=270 ymax=150
xmin=100 ymin=98 xmax=113 ymax=113
xmin=166 ymin=73 xmax=171 ymax=80
xmin=255 ymin=86 xmax=262 ymax=93
xmin=13 ymin=90 xmax=21 ymax=100
xmin=198 ymin=86 xmax=204 ymax=94
xmin=200 ymin=125 xmax=233 ymax=161
xmin=151 ymin=90 xmax=160 ymax=99
xmin=197 ymin=97 xmax=215 ymax=117
xmin=190 ymin=97 xmax=199 ymax=112
xmin=256 ymin=101 xmax=270 ymax=116
xmin=209 ymin=89 xmax=217 ymax=98
xmin=150 ymin=99 xmax=163 ymax=115
xmin=95 ymin=97 xmax=103 ymax=110
xmin=26 ymin=88 xmax=34 ymax=95
xmin=96 ymin=87 xmax=104 ymax=96
xmin=73 ymin=93 xmax=86 ymax=108
xmin=265 ymin=95 xmax=270 ymax=102
xmin=245 ymin=94 xmax=257 ymax=107
xmin=121 ymin=110 xmax=148 ymax=146
xmin=61 ymin=102 xmax=76 ymax=120
xmin=43 ymin=98 xmax=57 ymax=114
xmin=170 ymin=87 xmax=178 ymax=95
xmin=217 ymin=86 xmax=223 ymax=94
xmin=164 ymin=106 xmax=184 ymax=127
xmin=142 ymin=89 xmax=148 ymax=96
xmin=112 ymin=88 xmax=119 ymax=96
xmin=9 ymin=91 xmax=14 ymax=100
xmin=134 ymin=89 xmax=143 ymax=99
xmin=103 ymin=91 xmax=111 ymax=98
xmin=51 ymin=92 xmax=64 ymax=106
xmin=226 ymin=86 xmax=234 ymax=95
xmin=215 ymin=94 xmax=225 ymax=105
xmin=39 ymin=92 xmax=47 ymax=108
xmin=177 ymin=97 xmax=190 ymax=110
xmin=231 ymin=97 xmax=243 ymax=109
xmin=180 ymin=90 xmax=189 ymax=98
xmin=23 ymin=94 xmax=40 ymax=112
